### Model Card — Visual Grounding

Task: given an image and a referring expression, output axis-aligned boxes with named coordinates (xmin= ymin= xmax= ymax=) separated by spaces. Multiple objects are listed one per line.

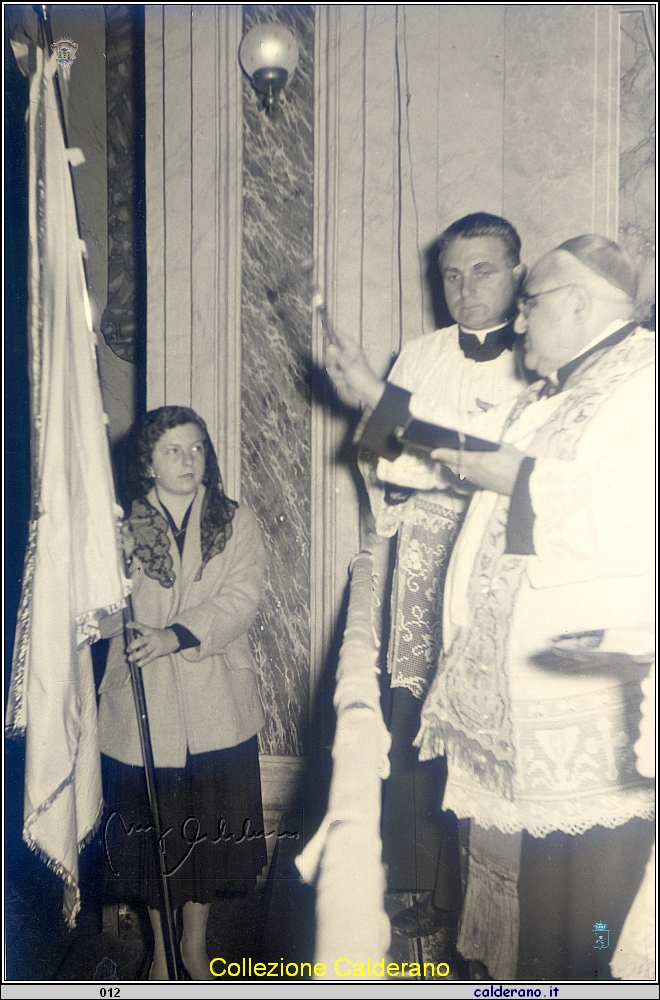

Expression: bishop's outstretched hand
xmin=324 ymin=322 xmax=385 ymax=412
xmin=430 ymin=442 xmax=525 ymax=496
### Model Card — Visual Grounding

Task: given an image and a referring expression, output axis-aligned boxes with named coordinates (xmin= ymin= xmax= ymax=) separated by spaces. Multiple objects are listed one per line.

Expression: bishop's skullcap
xmin=557 ymin=234 xmax=638 ymax=300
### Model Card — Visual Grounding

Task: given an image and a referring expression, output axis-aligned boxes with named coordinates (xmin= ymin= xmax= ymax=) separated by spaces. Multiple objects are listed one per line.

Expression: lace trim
xmin=387 ymin=497 xmax=464 ymax=690
xmin=421 ymin=677 xmax=653 ymax=822
xmin=375 ymin=505 xmax=405 ymax=538
xmin=417 ymin=721 xmax=516 ymax=799
xmin=129 ymin=498 xmax=175 ymax=588
xmin=390 ymin=674 xmax=428 ymax=701
xmin=400 ymin=496 xmax=466 ymax=531
xmin=198 ymin=484 xmax=237 ymax=578
xmin=129 ymin=486 xmax=238 ymax=589
xmin=442 ymin=776 xmax=655 ymax=838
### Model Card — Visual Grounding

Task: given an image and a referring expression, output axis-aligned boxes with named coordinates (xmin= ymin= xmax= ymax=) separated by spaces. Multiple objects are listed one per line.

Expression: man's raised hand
xmin=324 ymin=324 xmax=385 ymax=411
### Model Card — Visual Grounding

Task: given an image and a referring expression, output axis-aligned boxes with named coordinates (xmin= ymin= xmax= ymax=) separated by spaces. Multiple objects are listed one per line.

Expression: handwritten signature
xmin=103 ymin=811 xmax=298 ymax=877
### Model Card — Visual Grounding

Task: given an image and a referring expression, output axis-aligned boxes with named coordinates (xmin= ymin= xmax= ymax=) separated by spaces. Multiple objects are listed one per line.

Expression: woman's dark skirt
xmin=101 ymin=737 xmax=267 ymax=911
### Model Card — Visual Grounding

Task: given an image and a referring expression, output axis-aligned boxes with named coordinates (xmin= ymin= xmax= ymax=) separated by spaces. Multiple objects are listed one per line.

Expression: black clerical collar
xmin=538 ymin=320 xmax=637 ymax=398
xmin=458 ymin=320 xmax=517 ymax=362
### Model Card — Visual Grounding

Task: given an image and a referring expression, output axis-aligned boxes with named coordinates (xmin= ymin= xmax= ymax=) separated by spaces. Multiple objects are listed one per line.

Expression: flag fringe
xmin=23 ymin=775 xmax=105 ymax=929
xmin=6 ymin=521 xmax=38 ymax=736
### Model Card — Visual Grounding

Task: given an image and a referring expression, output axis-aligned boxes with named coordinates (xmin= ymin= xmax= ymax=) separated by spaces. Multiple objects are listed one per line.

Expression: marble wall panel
xmin=102 ymin=6 xmax=142 ymax=366
xmin=618 ymin=11 xmax=655 ymax=317
xmin=240 ymin=6 xmax=315 ymax=756
xmin=95 ymin=335 xmax=137 ymax=445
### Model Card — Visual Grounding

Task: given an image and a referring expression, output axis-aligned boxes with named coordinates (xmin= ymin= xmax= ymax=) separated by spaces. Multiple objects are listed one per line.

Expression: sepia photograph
xmin=4 ymin=2 xmax=656 ymax=988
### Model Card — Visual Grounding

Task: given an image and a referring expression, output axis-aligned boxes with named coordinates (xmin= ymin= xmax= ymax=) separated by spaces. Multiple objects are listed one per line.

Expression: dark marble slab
xmin=102 ymin=5 xmax=142 ymax=363
xmin=241 ymin=6 xmax=315 ymax=756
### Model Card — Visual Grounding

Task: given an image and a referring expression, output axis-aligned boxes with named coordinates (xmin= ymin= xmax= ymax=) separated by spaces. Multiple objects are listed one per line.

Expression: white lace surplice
xmin=417 ymin=325 xmax=656 ymax=837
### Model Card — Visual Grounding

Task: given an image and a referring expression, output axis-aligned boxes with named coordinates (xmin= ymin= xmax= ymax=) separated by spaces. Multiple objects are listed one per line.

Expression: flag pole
xmin=36 ymin=5 xmax=181 ymax=980
xmin=123 ymin=608 xmax=181 ymax=981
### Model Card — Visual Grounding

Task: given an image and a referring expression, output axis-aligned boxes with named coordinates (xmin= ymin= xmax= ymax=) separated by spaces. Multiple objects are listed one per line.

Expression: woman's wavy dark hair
xmin=125 ymin=406 xmax=212 ymax=499
xmin=121 ymin=406 xmax=238 ymax=575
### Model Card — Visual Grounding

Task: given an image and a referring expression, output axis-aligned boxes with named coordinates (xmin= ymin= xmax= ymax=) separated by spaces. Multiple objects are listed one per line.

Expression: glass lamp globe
xmin=239 ymin=23 xmax=299 ymax=112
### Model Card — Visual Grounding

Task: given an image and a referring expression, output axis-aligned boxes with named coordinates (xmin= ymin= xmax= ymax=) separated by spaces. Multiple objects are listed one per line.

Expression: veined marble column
xmin=240 ymin=5 xmax=315 ymax=757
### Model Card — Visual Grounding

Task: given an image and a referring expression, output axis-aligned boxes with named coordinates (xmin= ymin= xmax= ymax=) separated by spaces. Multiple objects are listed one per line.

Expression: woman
xmin=98 ymin=407 xmax=267 ymax=979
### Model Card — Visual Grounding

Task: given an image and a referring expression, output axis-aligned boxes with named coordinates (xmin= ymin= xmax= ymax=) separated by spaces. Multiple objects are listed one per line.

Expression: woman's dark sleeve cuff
xmin=170 ymin=623 xmax=201 ymax=651
xmin=505 ymin=457 xmax=536 ymax=555
xmin=358 ymin=382 xmax=412 ymax=460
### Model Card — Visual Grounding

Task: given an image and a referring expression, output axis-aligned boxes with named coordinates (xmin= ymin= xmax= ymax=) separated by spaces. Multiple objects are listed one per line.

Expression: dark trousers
xmin=381 ymin=687 xmax=462 ymax=909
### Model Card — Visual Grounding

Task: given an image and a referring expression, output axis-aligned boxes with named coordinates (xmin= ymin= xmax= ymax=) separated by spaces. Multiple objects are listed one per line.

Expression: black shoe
xmin=390 ymin=893 xmax=456 ymax=939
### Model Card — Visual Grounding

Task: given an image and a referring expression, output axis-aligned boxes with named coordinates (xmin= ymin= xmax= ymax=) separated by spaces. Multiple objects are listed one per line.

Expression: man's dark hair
xmin=437 ymin=212 xmax=522 ymax=267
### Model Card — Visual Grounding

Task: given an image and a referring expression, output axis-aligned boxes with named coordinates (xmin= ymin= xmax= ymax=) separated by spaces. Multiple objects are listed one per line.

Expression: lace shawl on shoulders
xmin=198 ymin=482 xmax=238 ymax=577
xmin=129 ymin=498 xmax=175 ymax=588
xmin=130 ymin=477 xmax=238 ymax=587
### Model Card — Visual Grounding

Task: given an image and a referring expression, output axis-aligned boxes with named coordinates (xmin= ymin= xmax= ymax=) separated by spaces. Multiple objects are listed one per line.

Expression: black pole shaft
xmin=36 ymin=6 xmax=70 ymax=145
xmin=123 ymin=602 xmax=181 ymax=981
xmin=35 ymin=4 xmax=181 ymax=980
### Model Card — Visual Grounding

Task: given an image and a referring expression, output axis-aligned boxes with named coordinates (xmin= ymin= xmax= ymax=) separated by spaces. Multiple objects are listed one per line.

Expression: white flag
xmin=6 ymin=46 xmax=130 ymax=927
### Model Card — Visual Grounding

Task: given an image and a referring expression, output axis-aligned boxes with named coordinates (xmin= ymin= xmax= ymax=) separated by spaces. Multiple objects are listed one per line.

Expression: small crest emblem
xmin=51 ymin=37 xmax=78 ymax=66
xmin=592 ymin=920 xmax=610 ymax=950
